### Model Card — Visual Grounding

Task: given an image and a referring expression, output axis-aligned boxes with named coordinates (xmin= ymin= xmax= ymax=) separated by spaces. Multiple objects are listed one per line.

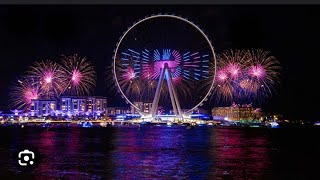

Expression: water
xmin=0 ymin=126 xmax=319 ymax=179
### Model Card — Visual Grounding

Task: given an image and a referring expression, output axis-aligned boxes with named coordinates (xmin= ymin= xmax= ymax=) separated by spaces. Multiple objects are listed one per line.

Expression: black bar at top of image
xmin=1 ymin=0 xmax=320 ymax=5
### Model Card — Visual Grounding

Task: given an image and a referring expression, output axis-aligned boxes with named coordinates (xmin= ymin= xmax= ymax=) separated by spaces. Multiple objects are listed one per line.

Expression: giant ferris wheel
xmin=113 ymin=14 xmax=217 ymax=120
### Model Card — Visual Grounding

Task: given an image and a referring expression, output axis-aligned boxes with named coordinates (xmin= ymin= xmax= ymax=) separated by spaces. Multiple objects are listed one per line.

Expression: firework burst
xmin=9 ymin=76 xmax=42 ymax=111
xmin=27 ymin=59 xmax=65 ymax=98
xmin=205 ymin=49 xmax=248 ymax=104
xmin=244 ymin=49 xmax=281 ymax=103
xmin=207 ymin=49 xmax=281 ymax=106
xmin=60 ymin=54 xmax=96 ymax=96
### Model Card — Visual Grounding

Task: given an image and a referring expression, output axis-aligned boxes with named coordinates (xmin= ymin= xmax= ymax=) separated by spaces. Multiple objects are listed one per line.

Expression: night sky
xmin=0 ymin=6 xmax=319 ymax=120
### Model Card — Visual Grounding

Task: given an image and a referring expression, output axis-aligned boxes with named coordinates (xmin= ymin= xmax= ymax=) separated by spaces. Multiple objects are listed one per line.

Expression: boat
xmin=266 ymin=121 xmax=280 ymax=128
xmin=82 ymin=121 xmax=93 ymax=128
xmin=198 ymin=122 xmax=206 ymax=126
xmin=167 ymin=122 xmax=172 ymax=127
xmin=42 ymin=120 xmax=51 ymax=128
xmin=313 ymin=121 xmax=320 ymax=126
xmin=42 ymin=122 xmax=51 ymax=128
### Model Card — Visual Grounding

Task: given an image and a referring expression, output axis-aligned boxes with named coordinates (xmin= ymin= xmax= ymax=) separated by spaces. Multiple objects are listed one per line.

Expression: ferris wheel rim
xmin=112 ymin=14 xmax=217 ymax=114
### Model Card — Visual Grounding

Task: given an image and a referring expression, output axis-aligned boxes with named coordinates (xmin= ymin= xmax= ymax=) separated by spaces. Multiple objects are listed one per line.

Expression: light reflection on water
xmin=208 ymin=128 xmax=271 ymax=179
xmin=0 ymin=126 xmax=319 ymax=179
xmin=111 ymin=126 xmax=213 ymax=179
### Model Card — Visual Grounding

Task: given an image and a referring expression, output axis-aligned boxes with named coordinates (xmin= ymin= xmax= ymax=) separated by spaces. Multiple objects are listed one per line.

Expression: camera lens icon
xmin=18 ymin=149 xmax=35 ymax=166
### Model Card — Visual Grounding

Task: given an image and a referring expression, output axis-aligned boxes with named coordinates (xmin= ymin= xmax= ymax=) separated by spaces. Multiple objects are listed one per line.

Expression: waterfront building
xmin=211 ymin=103 xmax=262 ymax=121
xmin=0 ymin=110 xmax=25 ymax=118
xmin=30 ymin=99 xmax=57 ymax=116
xmin=129 ymin=101 xmax=210 ymax=116
xmin=29 ymin=96 xmax=107 ymax=117
xmin=60 ymin=96 xmax=86 ymax=114
xmin=86 ymin=96 xmax=107 ymax=115
xmin=60 ymin=96 xmax=107 ymax=116
xmin=60 ymin=96 xmax=86 ymax=116
xmin=131 ymin=101 xmax=153 ymax=114
xmin=107 ymin=107 xmax=130 ymax=116
xmin=180 ymin=108 xmax=208 ymax=115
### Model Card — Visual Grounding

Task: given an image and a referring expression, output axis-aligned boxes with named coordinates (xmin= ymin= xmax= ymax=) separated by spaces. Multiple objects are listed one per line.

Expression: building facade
xmin=107 ymin=107 xmax=131 ymax=116
xmin=180 ymin=108 xmax=208 ymax=115
xmin=129 ymin=102 xmax=209 ymax=115
xmin=60 ymin=96 xmax=107 ymax=116
xmin=29 ymin=96 xmax=107 ymax=117
xmin=211 ymin=103 xmax=260 ymax=121
xmin=30 ymin=99 xmax=57 ymax=116
xmin=131 ymin=101 xmax=153 ymax=114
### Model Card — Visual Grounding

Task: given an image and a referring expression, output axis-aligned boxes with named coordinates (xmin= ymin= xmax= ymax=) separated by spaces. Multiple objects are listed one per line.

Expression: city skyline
xmin=0 ymin=6 xmax=319 ymax=120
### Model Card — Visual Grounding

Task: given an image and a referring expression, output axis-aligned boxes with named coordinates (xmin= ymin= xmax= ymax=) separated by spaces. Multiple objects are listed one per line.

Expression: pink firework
xmin=28 ymin=59 xmax=65 ymax=98
xmin=24 ymin=88 xmax=39 ymax=103
xmin=123 ymin=67 xmax=136 ymax=81
xmin=216 ymin=68 xmax=228 ymax=82
xmin=71 ymin=69 xmax=82 ymax=85
xmin=9 ymin=77 xmax=42 ymax=111
xmin=44 ymin=72 xmax=53 ymax=83
xmin=248 ymin=64 xmax=266 ymax=78
xmin=61 ymin=54 xmax=96 ymax=96
xmin=209 ymin=50 xmax=248 ymax=103
xmin=226 ymin=63 xmax=241 ymax=78
xmin=245 ymin=49 xmax=281 ymax=95
xmin=209 ymin=49 xmax=281 ymax=105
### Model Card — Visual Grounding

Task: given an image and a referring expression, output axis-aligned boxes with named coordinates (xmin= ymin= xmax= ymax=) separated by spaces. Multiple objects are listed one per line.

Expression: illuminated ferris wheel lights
xmin=112 ymin=14 xmax=217 ymax=116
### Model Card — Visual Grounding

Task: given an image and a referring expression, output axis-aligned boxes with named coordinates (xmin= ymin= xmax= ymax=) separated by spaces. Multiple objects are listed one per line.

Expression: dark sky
xmin=0 ymin=5 xmax=319 ymax=120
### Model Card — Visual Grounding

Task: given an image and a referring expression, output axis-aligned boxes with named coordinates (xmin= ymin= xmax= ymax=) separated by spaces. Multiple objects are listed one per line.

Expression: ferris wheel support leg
xmin=170 ymin=80 xmax=182 ymax=120
xmin=151 ymin=63 xmax=184 ymax=121
xmin=165 ymin=70 xmax=178 ymax=115
xmin=172 ymin=82 xmax=182 ymax=119
xmin=151 ymin=67 xmax=165 ymax=118
xmin=167 ymin=64 xmax=182 ymax=117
